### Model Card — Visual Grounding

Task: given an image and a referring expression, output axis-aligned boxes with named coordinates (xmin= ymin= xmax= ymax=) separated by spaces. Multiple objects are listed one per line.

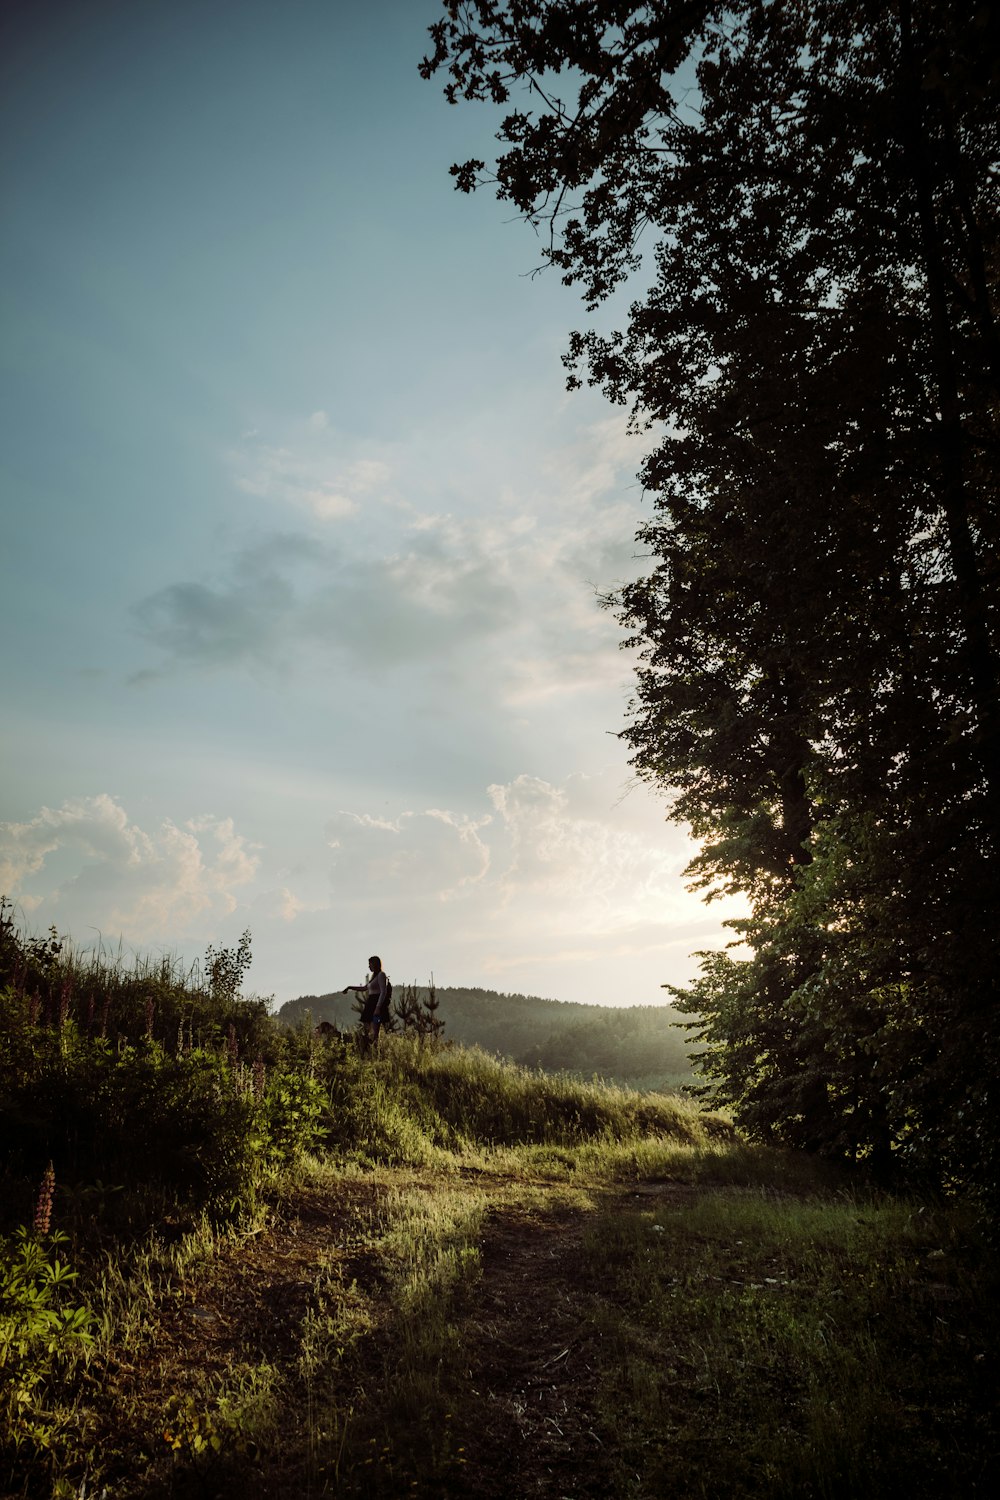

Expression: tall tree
xmin=423 ymin=1 xmax=1000 ymax=1200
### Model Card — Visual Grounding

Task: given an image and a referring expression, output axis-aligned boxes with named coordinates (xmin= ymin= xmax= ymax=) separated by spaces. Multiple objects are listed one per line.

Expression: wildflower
xmin=253 ymin=1056 xmax=267 ymax=1101
xmin=58 ymin=976 xmax=73 ymax=1027
xmin=35 ymin=1161 xmax=55 ymax=1237
xmin=145 ymin=996 xmax=155 ymax=1038
xmin=227 ymin=1023 xmax=239 ymax=1068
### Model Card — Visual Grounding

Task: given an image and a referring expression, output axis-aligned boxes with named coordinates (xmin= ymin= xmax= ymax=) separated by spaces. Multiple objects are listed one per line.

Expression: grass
xmin=581 ymin=1189 xmax=998 ymax=1498
xmin=1 ymin=914 xmax=997 ymax=1496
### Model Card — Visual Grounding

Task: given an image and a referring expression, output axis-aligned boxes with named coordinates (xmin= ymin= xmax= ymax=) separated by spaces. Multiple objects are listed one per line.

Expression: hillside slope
xmin=277 ymin=985 xmax=699 ymax=1092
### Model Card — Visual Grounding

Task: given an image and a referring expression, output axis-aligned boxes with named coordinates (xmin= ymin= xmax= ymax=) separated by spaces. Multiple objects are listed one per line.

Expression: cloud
xmin=132 ymin=531 xmax=522 ymax=678
xmin=0 ymin=795 xmax=259 ymax=943
xmin=0 ymin=771 xmax=740 ymax=1007
xmin=322 ymin=769 xmax=702 ymax=940
xmin=232 ymin=426 xmax=393 ymax=523
xmin=326 ymin=807 xmax=491 ymax=902
xmin=303 ymin=766 xmax=743 ymax=1002
xmin=136 ymin=409 xmax=647 ymax=688
xmin=485 ymin=772 xmax=694 ymax=922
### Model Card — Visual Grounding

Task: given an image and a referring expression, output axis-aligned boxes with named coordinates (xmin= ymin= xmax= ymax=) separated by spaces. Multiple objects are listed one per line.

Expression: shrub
xmin=0 ymin=1227 xmax=96 ymax=1493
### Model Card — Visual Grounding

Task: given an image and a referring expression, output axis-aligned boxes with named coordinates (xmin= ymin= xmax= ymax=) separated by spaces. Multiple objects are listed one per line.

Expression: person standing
xmin=343 ymin=955 xmax=390 ymax=1047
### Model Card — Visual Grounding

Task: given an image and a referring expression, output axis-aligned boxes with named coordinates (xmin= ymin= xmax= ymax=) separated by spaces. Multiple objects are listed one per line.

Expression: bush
xmin=0 ymin=1228 xmax=96 ymax=1493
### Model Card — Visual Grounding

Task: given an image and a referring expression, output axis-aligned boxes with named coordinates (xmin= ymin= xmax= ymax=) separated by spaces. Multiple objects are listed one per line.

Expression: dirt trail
xmin=452 ymin=1180 xmax=695 ymax=1499
xmin=105 ymin=1174 xmax=691 ymax=1496
xmin=453 ymin=1201 xmax=613 ymax=1498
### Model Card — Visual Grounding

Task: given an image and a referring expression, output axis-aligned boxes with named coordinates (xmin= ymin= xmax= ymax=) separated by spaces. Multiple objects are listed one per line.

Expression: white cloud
xmin=301 ymin=486 xmax=358 ymax=520
xmin=0 ymin=771 xmax=740 ymax=1008
xmin=0 ymin=796 xmax=260 ymax=943
xmin=300 ymin=767 xmax=744 ymax=1003
xmin=230 ymin=427 xmax=394 ymax=524
xmin=326 ymin=807 xmax=491 ymax=902
xmin=139 ymin=413 xmax=648 ymax=716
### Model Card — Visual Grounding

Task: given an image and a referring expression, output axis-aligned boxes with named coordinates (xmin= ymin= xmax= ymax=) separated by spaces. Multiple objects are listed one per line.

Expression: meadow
xmin=1 ymin=912 xmax=996 ymax=1498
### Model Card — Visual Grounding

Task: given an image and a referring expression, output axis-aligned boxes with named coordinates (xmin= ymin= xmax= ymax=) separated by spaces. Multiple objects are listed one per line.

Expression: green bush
xmin=0 ymin=988 xmax=327 ymax=1230
xmin=0 ymin=1228 xmax=96 ymax=1493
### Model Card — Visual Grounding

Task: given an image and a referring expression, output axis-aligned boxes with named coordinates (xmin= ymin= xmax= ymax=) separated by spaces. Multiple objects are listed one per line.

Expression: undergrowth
xmin=1 ymin=910 xmax=996 ymax=1497
xmin=582 ymin=1190 xmax=999 ymax=1498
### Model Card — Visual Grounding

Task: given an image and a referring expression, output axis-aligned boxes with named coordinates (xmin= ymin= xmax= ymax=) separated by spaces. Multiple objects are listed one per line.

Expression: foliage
xmin=0 ymin=1228 xmax=96 ymax=1492
xmin=0 ymin=913 xmax=326 ymax=1236
xmin=204 ymin=929 xmax=253 ymax=1004
xmin=393 ymin=978 xmax=445 ymax=1041
xmin=422 ymin=1 xmax=1000 ymax=1205
xmin=0 ymin=905 xmax=992 ymax=1497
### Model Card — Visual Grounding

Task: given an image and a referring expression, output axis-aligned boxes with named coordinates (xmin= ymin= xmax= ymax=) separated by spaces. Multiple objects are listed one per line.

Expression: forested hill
xmin=276 ymin=987 xmax=697 ymax=1093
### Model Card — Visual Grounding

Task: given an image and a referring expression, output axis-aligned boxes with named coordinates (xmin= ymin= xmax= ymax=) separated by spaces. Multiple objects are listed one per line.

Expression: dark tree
xmin=423 ymin=1 xmax=1000 ymax=1201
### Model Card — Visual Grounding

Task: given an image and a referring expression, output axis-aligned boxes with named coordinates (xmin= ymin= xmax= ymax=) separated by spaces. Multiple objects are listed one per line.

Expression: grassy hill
xmin=2 ymin=914 xmax=997 ymax=1497
xmin=278 ymin=984 xmax=700 ymax=1093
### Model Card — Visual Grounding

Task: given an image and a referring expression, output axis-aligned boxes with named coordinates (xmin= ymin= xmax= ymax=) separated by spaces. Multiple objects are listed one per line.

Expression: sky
xmin=0 ymin=0 xmax=739 ymax=1008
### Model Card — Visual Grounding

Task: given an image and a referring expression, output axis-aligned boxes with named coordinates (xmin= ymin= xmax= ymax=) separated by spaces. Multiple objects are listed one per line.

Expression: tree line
xmin=278 ymin=986 xmax=697 ymax=1092
xmin=422 ymin=1 xmax=1000 ymax=1205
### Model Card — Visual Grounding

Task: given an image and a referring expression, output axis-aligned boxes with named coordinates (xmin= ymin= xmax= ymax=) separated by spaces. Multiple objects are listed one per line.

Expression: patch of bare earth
xmin=455 ymin=1181 xmax=694 ymax=1500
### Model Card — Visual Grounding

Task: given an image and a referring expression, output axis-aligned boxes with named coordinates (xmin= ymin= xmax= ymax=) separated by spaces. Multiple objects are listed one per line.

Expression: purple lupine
xmin=34 ymin=1161 xmax=55 ymax=1237
xmin=227 ymin=1023 xmax=239 ymax=1069
xmin=145 ymin=996 xmax=155 ymax=1038
xmin=253 ymin=1056 xmax=266 ymax=1101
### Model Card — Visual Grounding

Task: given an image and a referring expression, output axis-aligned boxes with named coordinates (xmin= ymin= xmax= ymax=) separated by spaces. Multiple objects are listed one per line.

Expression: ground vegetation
xmin=280 ymin=984 xmax=698 ymax=1091
xmin=1 ymin=919 xmax=996 ymax=1496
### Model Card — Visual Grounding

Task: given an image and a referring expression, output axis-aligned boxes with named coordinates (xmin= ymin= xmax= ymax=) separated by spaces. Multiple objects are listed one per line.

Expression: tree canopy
xmin=423 ymin=1 xmax=1000 ymax=1205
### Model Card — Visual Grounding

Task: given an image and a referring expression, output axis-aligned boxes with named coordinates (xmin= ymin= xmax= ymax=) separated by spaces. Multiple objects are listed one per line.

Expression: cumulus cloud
xmin=487 ymin=772 xmax=693 ymax=924
xmin=323 ymin=770 xmax=708 ymax=950
xmin=305 ymin=767 xmax=741 ymax=1002
xmin=0 ymin=772 xmax=738 ymax=1007
xmin=0 ymin=795 xmax=259 ymax=943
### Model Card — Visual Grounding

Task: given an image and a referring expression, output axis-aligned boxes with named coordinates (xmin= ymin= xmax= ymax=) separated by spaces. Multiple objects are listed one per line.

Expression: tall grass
xmin=581 ymin=1189 xmax=999 ymax=1498
xmin=325 ymin=1038 xmax=732 ymax=1165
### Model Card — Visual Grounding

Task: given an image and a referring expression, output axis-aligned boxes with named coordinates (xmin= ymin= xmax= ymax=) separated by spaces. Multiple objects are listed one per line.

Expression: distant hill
xmin=276 ymin=985 xmax=700 ymax=1094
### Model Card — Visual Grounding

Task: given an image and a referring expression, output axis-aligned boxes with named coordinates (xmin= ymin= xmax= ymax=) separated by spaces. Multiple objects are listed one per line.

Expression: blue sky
xmin=1 ymin=0 xmax=737 ymax=1006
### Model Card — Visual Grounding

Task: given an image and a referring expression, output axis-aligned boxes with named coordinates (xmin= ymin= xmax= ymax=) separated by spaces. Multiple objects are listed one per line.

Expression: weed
xmin=0 ymin=1228 xmax=97 ymax=1494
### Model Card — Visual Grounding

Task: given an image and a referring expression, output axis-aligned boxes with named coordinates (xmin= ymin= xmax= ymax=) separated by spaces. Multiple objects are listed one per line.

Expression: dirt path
xmin=103 ymin=1174 xmax=692 ymax=1496
xmin=453 ymin=1201 xmax=614 ymax=1498
xmin=452 ymin=1180 xmax=695 ymax=1500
